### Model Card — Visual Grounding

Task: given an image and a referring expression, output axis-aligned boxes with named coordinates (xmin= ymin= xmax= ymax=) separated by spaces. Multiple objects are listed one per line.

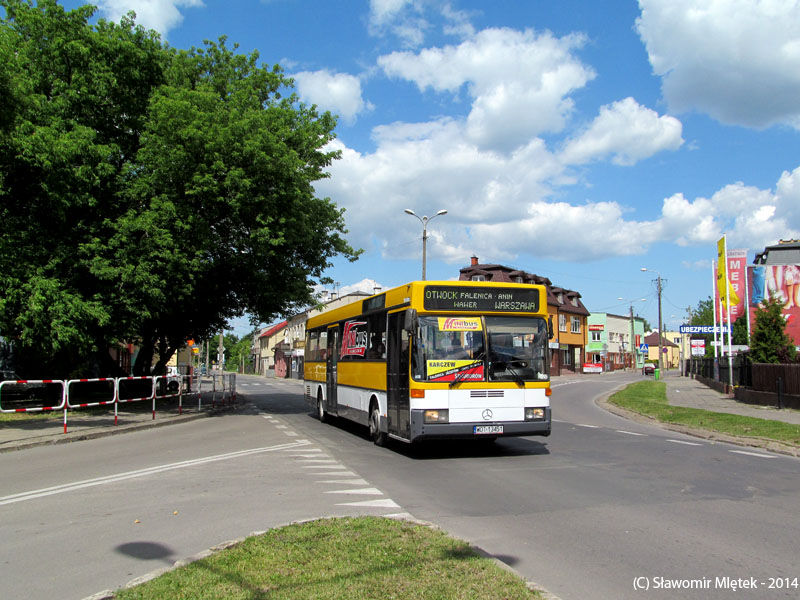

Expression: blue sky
xmin=62 ymin=0 xmax=800 ymax=335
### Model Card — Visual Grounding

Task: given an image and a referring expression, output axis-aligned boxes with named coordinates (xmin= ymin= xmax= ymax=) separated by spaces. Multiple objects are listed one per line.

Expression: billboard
xmin=747 ymin=264 xmax=800 ymax=344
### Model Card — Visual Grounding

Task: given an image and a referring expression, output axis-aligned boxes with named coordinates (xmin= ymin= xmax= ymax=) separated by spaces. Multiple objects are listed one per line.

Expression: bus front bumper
xmin=409 ymin=407 xmax=551 ymax=441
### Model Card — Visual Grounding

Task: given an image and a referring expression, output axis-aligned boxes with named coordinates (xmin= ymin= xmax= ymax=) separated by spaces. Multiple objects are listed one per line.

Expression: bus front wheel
xmin=369 ymin=402 xmax=387 ymax=447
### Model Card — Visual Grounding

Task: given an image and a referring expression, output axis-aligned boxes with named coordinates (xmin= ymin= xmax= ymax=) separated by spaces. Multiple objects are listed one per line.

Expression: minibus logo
xmin=341 ymin=320 xmax=368 ymax=357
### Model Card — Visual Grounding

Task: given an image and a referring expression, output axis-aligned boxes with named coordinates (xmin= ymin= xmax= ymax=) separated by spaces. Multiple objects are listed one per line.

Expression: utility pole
xmin=218 ymin=332 xmax=224 ymax=372
xmin=656 ymin=274 xmax=663 ymax=374
xmin=629 ymin=304 xmax=635 ymax=370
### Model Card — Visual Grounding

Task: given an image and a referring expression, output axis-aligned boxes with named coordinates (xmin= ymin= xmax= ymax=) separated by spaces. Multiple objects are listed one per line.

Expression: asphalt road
xmin=2 ymin=372 xmax=799 ymax=599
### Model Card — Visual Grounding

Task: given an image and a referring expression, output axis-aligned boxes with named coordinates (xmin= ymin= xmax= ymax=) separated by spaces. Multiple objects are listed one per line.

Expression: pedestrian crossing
xmin=260 ymin=415 xmax=411 ymax=518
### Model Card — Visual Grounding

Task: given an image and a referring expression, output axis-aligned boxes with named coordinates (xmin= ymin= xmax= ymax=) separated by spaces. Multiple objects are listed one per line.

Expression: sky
xmin=61 ymin=0 xmax=800 ymax=335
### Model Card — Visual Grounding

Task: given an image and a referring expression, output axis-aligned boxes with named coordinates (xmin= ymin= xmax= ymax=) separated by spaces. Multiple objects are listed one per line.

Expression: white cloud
xmin=292 ymin=70 xmax=373 ymax=124
xmin=368 ymin=0 xmax=428 ymax=48
xmin=378 ymin=27 xmax=595 ymax=152
xmin=339 ymin=278 xmax=386 ymax=296
xmin=560 ymin=97 xmax=684 ymax=166
xmin=95 ymin=0 xmax=203 ymax=36
xmin=636 ymin=0 xmax=800 ymax=129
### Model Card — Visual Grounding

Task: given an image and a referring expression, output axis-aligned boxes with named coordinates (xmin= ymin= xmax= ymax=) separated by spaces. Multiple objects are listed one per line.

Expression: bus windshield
xmin=413 ymin=315 xmax=549 ymax=383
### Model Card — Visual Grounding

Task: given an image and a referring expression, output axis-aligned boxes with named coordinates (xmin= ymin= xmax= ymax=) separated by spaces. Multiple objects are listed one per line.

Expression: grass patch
xmin=609 ymin=381 xmax=800 ymax=446
xmin=114 ymin=516 xmax=540 ymax=600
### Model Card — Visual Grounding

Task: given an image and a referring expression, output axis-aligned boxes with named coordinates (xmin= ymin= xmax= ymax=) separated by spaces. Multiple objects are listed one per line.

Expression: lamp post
xmin=404 ymin=208 xmax=447 ymax=280
xmin=640 ymin=268 xmax=664 ymax=374
xmin=617 ymin=297 xmax=646 ymax=370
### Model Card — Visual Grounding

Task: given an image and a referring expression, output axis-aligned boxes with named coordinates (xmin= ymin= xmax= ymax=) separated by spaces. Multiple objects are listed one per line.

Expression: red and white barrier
xmin=2 ymin=373 xmax=238 ymax=433
xmin=0 ymin=380 xmax=67 ymax=431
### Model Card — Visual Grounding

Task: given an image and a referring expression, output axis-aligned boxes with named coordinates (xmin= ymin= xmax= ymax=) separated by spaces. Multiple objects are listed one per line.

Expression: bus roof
xmin=305 ymin=280 xmax=546 ymax=330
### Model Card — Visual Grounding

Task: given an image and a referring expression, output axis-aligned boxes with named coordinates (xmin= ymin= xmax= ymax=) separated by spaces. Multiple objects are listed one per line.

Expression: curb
xmin=83 ymin=514 xmax=562 ymax=600
xmin=595 ymin=387 xmax=800 ymax=459
xmin=0 ymin=406 xmax=234 ymax=454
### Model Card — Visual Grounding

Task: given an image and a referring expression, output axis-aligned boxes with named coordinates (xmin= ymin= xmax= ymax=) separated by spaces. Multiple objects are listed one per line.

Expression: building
xmin=586 ymin=313 xmax=646 ymax=371
xmin=753 ymin=239 xmax=800 ymax=265
xmin=459 ymin=257 xmax=589 ymax=374
xmin=256 ymin=321 xmax=287 ymax=375
xmin=644 ymin=331 xmax=680 ymax=368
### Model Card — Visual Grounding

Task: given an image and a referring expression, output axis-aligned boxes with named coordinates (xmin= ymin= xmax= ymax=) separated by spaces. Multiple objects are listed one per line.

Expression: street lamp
xmin=617 ymin=297 xmax=646 ymax=370
xmin=404 ymin=208 xmax=448 ymax=280
xmin=640 ymin=268 xmax=664 ymax=374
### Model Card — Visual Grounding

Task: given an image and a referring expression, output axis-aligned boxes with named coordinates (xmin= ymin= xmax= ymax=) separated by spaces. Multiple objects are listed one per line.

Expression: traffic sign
xmin=639 ymin=343 xmax=649 ymax=353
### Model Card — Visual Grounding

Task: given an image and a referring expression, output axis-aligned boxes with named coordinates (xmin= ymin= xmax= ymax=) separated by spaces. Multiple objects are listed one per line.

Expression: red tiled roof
xmin=259 ymin=321 xmax=287 ymax=339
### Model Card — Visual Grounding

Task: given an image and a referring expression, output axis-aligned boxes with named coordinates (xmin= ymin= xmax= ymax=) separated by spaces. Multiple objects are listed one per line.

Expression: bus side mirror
xmin=404 ymin=309 xmax=417 ymax=332
xmin=548 ymin=316 xmax=554 ymax=340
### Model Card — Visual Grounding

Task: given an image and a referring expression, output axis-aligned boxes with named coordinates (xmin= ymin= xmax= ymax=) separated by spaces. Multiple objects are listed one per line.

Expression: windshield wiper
xmin=448 ymin=352 xmax=485 ymax=388
xmin=505 ymin=363 xmax=526 ymax=387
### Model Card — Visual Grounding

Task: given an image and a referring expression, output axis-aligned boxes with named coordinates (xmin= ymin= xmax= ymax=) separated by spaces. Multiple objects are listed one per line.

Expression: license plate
xmin=474 ymin=425 xmax=503 ymax=435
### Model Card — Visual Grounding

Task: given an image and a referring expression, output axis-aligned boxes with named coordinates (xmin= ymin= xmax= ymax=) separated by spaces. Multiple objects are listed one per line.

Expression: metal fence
xmin=685 ymin=356 xmax=800 ymax=402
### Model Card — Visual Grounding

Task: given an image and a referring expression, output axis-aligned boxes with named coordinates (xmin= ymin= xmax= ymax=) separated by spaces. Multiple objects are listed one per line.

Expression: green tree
xmin=749 ymin=296 xmax=797 ymax=364
xmin=219 ymin=332 xmax=256 ymax=373
xmin=0 ymin=2 xmax=358 ymax=377
xmin=0 ymin=0 xmax=168 ymax=376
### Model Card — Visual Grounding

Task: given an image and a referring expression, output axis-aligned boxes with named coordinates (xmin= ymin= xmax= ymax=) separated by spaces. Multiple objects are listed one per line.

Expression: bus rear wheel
xmin=317 ymin=392 xmax=328 ymax=423
xmin=369 ymin=402 xmax=387 ymax=447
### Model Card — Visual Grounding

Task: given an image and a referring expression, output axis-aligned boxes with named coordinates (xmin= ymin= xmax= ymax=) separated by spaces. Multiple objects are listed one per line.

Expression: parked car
xmin=642 ymin=363 xmax=655 ymax=375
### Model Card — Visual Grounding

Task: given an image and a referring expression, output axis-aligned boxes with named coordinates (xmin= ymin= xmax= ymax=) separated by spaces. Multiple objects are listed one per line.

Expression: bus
xmin=303 ymin=280 xmax=552 ymax=445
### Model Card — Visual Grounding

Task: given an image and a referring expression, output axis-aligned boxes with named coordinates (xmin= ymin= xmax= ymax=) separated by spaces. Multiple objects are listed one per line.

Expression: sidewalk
xmin=0 ymin=398 xmax=231 ymax=453
xmin=662 ymin=369 xmax=800 ymax=425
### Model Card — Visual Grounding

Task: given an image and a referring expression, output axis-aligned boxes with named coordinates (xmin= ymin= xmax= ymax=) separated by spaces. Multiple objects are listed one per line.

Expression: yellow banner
xmin=717 ymin=237 xmax=740 ymax=311
xmin=427 ymin=360 xmax=484 ymax=382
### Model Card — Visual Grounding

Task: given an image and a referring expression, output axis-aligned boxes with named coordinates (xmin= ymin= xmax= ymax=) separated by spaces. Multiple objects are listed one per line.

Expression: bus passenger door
xmin=326 ymin=326 xmax=339 ymax=414
xmin=387 ymin=312 xmax=410 ymax=438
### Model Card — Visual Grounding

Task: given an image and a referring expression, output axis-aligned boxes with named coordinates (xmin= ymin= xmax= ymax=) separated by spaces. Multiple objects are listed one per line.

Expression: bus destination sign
xmin=423 ymin=286 xmax=540 ymax=312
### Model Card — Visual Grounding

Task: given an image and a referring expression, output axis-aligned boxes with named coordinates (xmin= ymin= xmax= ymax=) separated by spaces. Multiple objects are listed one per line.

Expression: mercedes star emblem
xmin=482 ymin=409 xmax=493 ymax=420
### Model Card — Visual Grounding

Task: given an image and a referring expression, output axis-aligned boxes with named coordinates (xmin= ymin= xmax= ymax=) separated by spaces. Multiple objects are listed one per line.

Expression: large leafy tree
xmin=0 ymin=1 xmax=358 ymax=377
xmin=749 ymin=296 xmax=797 ymax=364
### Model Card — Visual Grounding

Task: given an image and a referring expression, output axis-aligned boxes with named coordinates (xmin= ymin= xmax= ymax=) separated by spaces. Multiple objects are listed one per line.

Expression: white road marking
xmin=666 ymin=439 xmax=703 ymax=446
xmin=325 ymin=487 xmax=384 ymax=495
xmin=0 ymin=440 xmax=311 ymax=506
xmin=337 ymin=498 xmax=400 ymax=508
xmin=616 ymin=430 xmax=647 ymax=436
xmin=318 ymin=478 xmax=368 ymax=485
xmin=576 ymin=424 xmax=600 ymax=428
xmin=729 ymin=450 xmax=776 ymax=459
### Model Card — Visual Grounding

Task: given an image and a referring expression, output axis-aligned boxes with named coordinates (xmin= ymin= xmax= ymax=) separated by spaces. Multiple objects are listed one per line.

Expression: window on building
xmin=591 ymin=330 xmax=601 ymax=342
xmin=514 ymin=276 xmax=524 ymax=283
xmin=471 ymin=275 xmax=486 ymax=281
xmin=571 ymin=317 xmax=581 ymax=334
xmin=571 ymin=297 xmax=578 ymax=307
xmin=559 ymin=314 xmax=567 ymax=332
xmin=557 ymin=293 xmax=564 ymax=304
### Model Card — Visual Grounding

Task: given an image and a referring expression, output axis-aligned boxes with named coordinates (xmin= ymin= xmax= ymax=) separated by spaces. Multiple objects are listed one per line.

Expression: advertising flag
xmin=717 ymin=237 xmax=740 ymax=313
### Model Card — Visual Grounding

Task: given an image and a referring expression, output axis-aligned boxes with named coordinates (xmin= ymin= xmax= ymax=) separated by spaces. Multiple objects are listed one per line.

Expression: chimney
xmin=470 ymin=255 xmax=479 ymax=266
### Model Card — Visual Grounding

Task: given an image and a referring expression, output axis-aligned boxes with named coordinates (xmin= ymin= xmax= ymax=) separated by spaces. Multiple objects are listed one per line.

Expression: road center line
xmin=0 ymin=440 xmax=310 ymax=506
xmin=665 ymin=439 xmax=703 ymax=446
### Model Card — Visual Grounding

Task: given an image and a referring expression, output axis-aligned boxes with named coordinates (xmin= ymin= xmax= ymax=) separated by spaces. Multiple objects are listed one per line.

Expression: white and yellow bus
xmin=304 ymin=280 xmax=552 ymax=445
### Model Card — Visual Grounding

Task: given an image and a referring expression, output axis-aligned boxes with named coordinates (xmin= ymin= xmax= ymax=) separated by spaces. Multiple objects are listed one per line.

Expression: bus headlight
xmin=525 ymin=407 xmax=545 ymax=421
xmin=424 ymin=409 xmax=449 ymax=424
